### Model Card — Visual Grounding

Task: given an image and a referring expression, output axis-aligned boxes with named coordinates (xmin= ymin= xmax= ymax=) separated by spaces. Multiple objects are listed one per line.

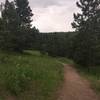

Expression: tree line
xmin=0 ymin=0 xmax=100 ymax=66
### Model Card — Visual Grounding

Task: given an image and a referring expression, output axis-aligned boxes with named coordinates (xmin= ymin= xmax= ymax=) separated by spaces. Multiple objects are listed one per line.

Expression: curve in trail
xmin=57 ymin=64 xmax=99 ymax=100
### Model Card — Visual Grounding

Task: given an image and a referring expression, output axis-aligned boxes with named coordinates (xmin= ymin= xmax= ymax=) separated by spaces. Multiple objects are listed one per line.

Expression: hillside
xmin=0 ymin=51 xmax=63 ymax=100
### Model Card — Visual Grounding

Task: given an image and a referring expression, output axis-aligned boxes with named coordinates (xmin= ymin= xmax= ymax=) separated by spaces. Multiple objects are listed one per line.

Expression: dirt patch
xmin=57 ymin=64 xmax=99 ymax=100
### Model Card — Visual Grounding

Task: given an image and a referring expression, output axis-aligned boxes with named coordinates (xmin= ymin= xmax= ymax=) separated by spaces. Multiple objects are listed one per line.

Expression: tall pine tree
xmin=0 ymin=0 xmax=38 ymax=52
xmin=14 ymin=0 xmax=33 ymax=28
xmin=2 ymin=0 xmax=19 ymax=31
xmin=71 ymin=0 xmax=100 ymax=66
xmin=72 ymin=0 xmax=100 ymax=33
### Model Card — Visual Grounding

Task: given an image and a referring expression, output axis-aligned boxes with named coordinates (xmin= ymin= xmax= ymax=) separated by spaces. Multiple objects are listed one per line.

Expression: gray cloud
xmin=31 ymin=0 xmax=78 ymax=32
xmin=29 ymin=0 xmax=60 ymax=7
xmin=0 ymin=0 xmax=78 ymax=32
xmin=29 ymin=0 xmax=76 ymax=8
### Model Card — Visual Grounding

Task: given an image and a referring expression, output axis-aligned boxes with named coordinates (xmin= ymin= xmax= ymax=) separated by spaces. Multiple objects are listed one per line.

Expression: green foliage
xmin=15 ymin=0 xmax=33 ymax=28
xmin=35 ymin=32 xmax=76 ymax=57
xmin=2 ymin=0 xmax=19 ymax=31
xmin=0 ymin=18 xmax=4 ymax=30
xmin=0 ymin=0 xmax=38 ymax=52
xmin=5 ymin=66 xmax=34 ymax=95
xmin=0 ymin=51 xmax=63 ymax=100
xmin=72 ymin=0 xmax=100 ymax=33
xmin=71 ymin=0 xmax=100 ymax=66
xmin=0 ymin=54 xmax=9 ymax=63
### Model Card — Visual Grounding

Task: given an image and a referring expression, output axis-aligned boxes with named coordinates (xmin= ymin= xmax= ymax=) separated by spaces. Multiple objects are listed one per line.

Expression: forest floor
xmin=57 ymin=64 xmax=99 ymax=100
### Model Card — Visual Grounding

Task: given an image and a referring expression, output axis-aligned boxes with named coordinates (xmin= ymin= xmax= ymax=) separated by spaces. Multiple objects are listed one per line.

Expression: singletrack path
xmin=57 ymin=64 xmax=99 ymax=100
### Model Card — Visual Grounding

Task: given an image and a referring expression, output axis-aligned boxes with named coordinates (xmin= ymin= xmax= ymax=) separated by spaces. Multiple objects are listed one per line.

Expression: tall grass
xmin=0 ymin=51 xmax=63 ymax=100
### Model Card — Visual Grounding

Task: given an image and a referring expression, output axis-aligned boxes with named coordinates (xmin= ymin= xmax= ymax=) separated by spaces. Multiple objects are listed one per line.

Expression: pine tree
xmin=13 ymin=0 xmax=34 ymax=51
xmin=71 ymin=0 xmax=100 ymax=66
xmin=0 ymin=0 xmax=37 ymax=52
xmin=2 ymin=0 xmax=19 ymax=31
xmin=14 ymin=0 xmax=33 ymax=28
xmin=0 ymin=0 xmax=20 ymax=51
xmin=72 ymin=0 xmax=100 ymax=33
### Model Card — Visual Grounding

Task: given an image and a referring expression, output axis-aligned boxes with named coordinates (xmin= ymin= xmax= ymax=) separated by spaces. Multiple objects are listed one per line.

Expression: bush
xmin=5 ymin=66 xmax=34 ymax=95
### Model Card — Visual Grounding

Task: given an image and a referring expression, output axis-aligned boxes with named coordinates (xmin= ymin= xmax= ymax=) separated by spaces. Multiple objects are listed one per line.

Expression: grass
xmin=56 ymin=57 xmax=74 ymax=64
xmin=0 ymin=50 xmax=63 ymax=100
xmin=75 ymin=64 xmax=100 ymax=94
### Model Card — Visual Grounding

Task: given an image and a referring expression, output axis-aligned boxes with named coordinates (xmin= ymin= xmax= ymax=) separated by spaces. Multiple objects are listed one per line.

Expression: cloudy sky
xmin=0 ymin=0 xmax=78 ymax=32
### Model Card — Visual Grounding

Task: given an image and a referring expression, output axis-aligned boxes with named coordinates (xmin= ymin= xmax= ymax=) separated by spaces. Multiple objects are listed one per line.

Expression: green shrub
xmin=5 ymin=66 xmax=34 ymax=95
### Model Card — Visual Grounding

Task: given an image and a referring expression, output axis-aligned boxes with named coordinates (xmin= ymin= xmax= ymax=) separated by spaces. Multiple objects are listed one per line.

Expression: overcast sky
xmin=0 ymin=0 xmax=78 ymax=32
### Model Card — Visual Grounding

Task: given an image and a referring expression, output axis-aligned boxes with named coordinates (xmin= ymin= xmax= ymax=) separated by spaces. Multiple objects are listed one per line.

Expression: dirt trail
xmin=57 ymin=64 xmax=99 ymax=100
